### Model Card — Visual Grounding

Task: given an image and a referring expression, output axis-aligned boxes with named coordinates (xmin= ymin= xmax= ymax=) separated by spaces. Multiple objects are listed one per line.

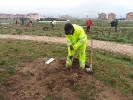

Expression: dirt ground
xmin=0 ymin=34 xmax=132 ymax=100
xmin=1 ymin=57 xmax=129 ymax=100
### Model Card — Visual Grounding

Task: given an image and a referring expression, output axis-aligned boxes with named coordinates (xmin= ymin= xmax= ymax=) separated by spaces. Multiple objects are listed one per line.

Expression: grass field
xmin=0 ymin=20 xmax=133 ymax=99
xmin=1 ymin=20 xmax=133 ymax=44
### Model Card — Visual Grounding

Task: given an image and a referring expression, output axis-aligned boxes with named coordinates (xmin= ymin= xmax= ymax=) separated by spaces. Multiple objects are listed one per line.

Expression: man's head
xmin=64 ymin=23 xmax=74 ymax=35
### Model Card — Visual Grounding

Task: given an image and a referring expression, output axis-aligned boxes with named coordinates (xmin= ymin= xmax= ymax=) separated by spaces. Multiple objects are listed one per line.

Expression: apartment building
xmin=27 ymin=13 xmax=39 ymax=20
xmin=0 ymin=13 xmax=7 ymax=19
xmin=98 ymin=13 xmax=107 ymax=20
xmin=108 ymin=13 xmax=116 ymax=20
xmin=0 ymin=13 xmax=38 ymax=20
xmin=60 ymin=14 xmax=72 ymax=19
xmin=126 ymin=12 xmax=133 ymax=20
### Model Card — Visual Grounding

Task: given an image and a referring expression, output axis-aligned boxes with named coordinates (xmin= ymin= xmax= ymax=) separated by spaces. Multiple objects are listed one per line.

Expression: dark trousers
xmin=115 ymin=26 xmax=117 ymax=32
xmin=51 ymin=24 xmax=54 ymax=30
xmin=86 ymin=26 xmax=90 ymax=33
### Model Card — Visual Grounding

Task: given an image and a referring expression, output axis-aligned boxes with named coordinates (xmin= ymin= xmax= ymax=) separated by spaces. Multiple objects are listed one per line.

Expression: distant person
xmin=18 ymin=19 xmax=20 ymax=25
xmin=114 ymin=19 xmax=118 ymax=32
xmin=27 ymin=21 xmax=32 ymax=27
xmin=51 ymin=20 xmax=56 ymax=30
xmin=16 ymin=19 xmax=18 ymax=25
xmin=110 ymin=20 xmax=115 ymax=27
xmin=110 ymin=19 xmax=118 ymax=32
xmin=22 ymin=19 xmax=24 ymax=25
xmin=110 ymin=20 xmax=115 ymax=31
xmin=86 ymin=18 xmax=92 ymax=33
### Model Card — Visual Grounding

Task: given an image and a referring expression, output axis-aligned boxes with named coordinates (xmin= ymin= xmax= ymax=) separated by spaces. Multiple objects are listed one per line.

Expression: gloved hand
xmin=69 ymin=56 xmax=73 ymax=59
xmin=70 ymin=45 xmax=74 ymax=50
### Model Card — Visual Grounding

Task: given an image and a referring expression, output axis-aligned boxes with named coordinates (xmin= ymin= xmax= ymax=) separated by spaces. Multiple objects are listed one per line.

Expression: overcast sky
xmin=0 ymin=0 xmax=132 ymax=18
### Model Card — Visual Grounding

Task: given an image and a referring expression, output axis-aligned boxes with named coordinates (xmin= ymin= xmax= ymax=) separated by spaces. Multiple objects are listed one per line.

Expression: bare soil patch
xmin=0 ymin=34 xmax=132 ymax=99
xmin=1 ymin=57 xmax=128 ymax=100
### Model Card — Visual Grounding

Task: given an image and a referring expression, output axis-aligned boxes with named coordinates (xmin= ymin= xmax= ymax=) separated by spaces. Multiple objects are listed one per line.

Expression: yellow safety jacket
xmin=65 ymin=24 xmax=87 ymax=69
xmin=66 ymin=24 xmax=87 ymax=56
xmin=52 ymin=20 xmax=56 ymax=25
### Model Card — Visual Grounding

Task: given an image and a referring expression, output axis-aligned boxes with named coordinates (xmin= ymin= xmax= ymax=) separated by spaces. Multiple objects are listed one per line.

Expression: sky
xmin=0 ymin=0 xmax=133 ymax=18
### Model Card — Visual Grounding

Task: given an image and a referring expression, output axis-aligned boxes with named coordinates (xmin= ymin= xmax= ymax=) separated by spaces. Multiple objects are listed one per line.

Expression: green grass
xmin=0 ymin=39 xmax=133 ymax=99
xmin=88 ymin=30 xmax=133 ymax=44
xmin=72 ymin=83 xmax=98 ymax=99
xmin=0 ymin=20 xmax=133 ymax=99
xmin=1 ymin=20 xmax=133 ymax=44
xmin=87 ymin=49 xmax=133 ymax=98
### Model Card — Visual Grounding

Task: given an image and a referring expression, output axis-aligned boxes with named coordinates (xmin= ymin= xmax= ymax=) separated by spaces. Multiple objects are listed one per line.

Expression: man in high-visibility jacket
xmin=51 ymin=20 xmax=56 ymax=30
xmin=64 ymin=23 xmax=87 ymax=70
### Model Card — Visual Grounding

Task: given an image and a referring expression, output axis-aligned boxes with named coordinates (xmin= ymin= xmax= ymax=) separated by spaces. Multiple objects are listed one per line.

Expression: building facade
xmin=126 ymin=12 xmax=133 ymax=20
xmin=60 ymin=14 xmax=72 ymax=19
xmin=0 ymin=13 xmax=38 ymax=21
xmin=108 ymin=13 xmax=116 ymax=20
xmin=98 ymin=13 xmax=107 ymax=20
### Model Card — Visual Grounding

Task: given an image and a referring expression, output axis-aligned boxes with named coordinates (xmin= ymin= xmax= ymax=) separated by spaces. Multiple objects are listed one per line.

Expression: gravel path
xmin=0 ymin=34 xmax=133 ymax=56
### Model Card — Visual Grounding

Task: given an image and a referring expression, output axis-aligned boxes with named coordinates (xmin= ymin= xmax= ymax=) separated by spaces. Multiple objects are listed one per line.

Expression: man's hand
xmin=70 ymin=45 xmax=74 ymax=50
